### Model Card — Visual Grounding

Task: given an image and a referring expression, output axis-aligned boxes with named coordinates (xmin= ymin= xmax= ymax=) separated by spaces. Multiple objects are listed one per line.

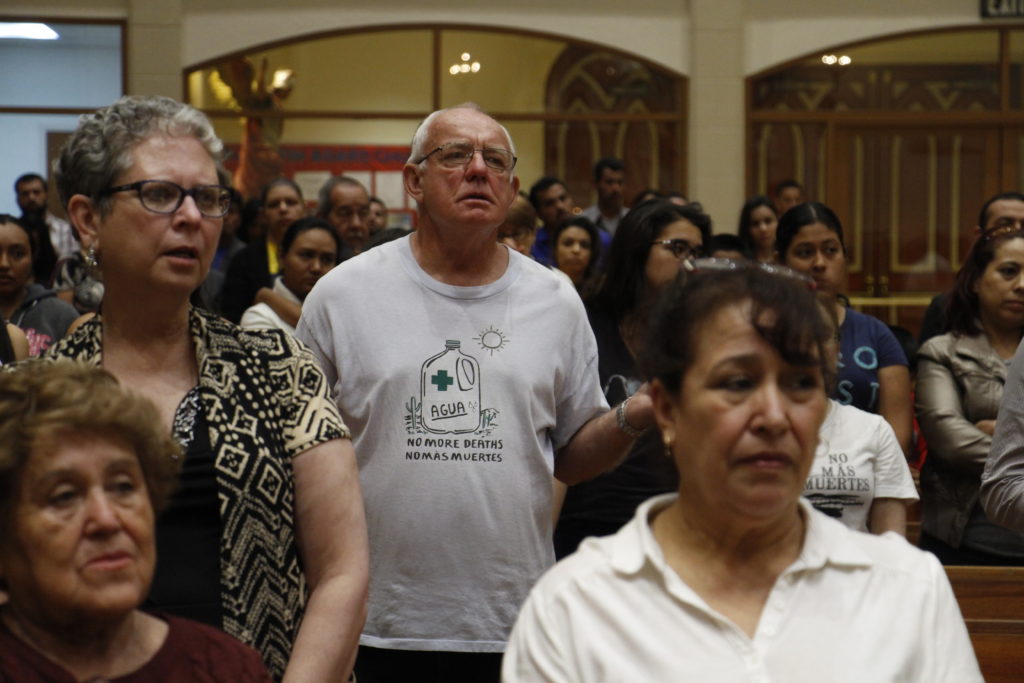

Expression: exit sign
xmin=982 ymin=0 xmax=1024 ymax=18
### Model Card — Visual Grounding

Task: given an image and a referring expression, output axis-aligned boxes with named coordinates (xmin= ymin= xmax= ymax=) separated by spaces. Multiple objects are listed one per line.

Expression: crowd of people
xmin=2 ymin=93 xmax=1024 ymax=680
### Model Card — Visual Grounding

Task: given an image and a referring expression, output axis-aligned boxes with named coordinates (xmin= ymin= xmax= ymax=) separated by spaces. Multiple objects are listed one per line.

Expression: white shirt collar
xmin=607 ymin=494 xmax=875 ymax=580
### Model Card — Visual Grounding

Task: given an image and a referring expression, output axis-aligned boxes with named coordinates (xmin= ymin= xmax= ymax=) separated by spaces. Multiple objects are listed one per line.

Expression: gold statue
xmin=216 ymin=57 xmax=295 ymax=198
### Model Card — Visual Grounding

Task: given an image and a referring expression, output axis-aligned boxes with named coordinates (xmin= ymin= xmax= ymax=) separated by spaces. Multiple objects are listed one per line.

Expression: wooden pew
xmin=946 ymin=566 xmax=1024 ymax=621
xmin=964 ymin=619 xmax=1024 ymax=683
xmin=946 ymin=566 xmax=1024 ymax=683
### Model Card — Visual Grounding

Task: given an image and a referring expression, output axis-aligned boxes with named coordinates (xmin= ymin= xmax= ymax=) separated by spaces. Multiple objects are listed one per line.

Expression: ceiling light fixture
xmin=449 ymin=52 xmax=481 ymax=76
xmin=821 ymin=54 xmax=852 ymax=66
xmin=0 ymin=22 xmax=59 ymax=40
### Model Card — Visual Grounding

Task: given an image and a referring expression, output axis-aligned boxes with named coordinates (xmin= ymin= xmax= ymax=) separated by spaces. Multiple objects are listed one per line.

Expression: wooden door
xmin=829 ymin=125 xmax=1001 ymax=329
xmin=544 ymin=46 xmax=685 ymax=206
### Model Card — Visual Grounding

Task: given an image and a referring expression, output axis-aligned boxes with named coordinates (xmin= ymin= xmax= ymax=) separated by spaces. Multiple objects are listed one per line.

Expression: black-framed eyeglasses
xmin=414 ymin=142 xmax=517 ymax=174
xmin=682 ymin=257 xmax=816 ymax=290
xmin=652 ymin=238 xmax=701 ymax=259
xmin=102 ymin=180 xmax=232 ymax=218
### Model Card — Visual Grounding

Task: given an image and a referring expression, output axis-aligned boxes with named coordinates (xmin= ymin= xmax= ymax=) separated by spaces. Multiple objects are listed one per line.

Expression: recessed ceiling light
xmin=0 ymin=23 xmax=59 ymax=40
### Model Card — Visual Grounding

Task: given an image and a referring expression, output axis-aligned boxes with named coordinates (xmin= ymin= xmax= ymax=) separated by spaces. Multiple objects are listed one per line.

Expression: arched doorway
xmin=748 ymin=26 xmax=1023 ymax=332
xmin=185 ymin=25 xmax=687 ymax=223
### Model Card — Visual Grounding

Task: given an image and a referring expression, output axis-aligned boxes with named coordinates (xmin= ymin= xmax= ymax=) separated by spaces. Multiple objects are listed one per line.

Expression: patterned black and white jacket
xmin=41 ymin=306 xmax=348 ymax=679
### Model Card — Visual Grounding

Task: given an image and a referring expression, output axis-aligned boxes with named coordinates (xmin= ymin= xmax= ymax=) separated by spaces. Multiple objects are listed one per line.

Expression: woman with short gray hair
xmin=47 ymin=95 xmax=369 ymax=681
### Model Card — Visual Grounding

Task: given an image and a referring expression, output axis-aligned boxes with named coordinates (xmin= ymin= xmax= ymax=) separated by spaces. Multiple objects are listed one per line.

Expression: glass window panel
xmin=753 ymin=29 xmax=999 ymax=111
xmin=0 ymin=113 xmax=83 ymax=215
xmin=439 ymin=31 xmax=567 ymax=113
xmin=0 ymin=23 xmax=121 ymax=109
xmin=189 ymin=30 xmax=433 ymax=114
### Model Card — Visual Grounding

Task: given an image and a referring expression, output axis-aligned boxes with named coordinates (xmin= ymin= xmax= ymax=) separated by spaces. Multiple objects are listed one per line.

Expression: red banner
xmin=222 ymin=143 xmax=411 ymax=174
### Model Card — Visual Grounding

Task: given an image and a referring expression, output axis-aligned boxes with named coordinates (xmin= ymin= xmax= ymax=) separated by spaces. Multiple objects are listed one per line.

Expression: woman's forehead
xmin=795 ymin=222 xmax=841 ymax=242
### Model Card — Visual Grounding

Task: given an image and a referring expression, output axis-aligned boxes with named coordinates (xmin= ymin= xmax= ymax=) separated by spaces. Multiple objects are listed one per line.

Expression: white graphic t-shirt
xmin=297 ymin=237 xmax=607 ymax=652
xmin=804 ymin=399 xmax=918 ymax=532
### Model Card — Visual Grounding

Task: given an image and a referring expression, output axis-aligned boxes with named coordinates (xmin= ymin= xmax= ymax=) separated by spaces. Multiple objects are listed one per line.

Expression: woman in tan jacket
xmin=916 ymin=225 xmax=1024 ymax=565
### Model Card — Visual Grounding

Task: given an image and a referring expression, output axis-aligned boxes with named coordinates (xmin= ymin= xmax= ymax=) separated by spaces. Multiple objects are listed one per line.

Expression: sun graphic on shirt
xmin=474 ymin=325 xmax=509 ymax=355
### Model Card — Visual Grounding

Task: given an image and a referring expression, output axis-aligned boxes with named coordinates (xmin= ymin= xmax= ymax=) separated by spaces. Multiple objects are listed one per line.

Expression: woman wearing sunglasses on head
xmin=553 ymin=199 xmax=711 ymax=559
xmin=506 ymin=264 xmax=981 ymax=683
xmin=45 ymin=95 xmax=368 ymax=681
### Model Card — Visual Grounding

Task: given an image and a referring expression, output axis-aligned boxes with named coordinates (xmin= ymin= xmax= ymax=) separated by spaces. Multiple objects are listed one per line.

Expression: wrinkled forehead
xmin=429 ymin=108 xmax=514 ymax=150
xmin=331 ymin=183 xmax=369 ymax=206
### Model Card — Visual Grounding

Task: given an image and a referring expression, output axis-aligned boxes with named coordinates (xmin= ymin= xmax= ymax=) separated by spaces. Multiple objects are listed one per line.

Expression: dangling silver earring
xmin=85 ymin=245 xmax=98 ymax=269
xmin=663 ymin=435 xmax=674 ymax=458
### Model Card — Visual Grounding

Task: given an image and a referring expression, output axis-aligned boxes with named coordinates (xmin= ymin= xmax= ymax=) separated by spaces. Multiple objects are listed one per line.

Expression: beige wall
xmin=688 ymin=0 xmax=744 ymax=229
xmin=2 ymin=0 xmax=997 ymax=227
xmin=181 ymin=1 xmax=689 ymax=75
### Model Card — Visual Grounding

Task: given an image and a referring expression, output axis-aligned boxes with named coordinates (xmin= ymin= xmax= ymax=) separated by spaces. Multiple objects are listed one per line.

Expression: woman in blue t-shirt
xmin=777 ymin=202 xmax=912 ymax=456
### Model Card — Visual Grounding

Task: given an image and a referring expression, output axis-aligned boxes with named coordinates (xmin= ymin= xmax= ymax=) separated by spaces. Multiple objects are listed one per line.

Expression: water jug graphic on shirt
xmin=420 ymin=340 xmax=481 ymax=434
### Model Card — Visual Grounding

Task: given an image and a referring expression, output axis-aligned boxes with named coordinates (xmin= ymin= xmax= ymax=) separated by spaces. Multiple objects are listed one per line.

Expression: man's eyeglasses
xmin=652 ymin=238 xmax=701 ymax=260
xmin=415 ymin=142 xmax=517 ymax=174
xmin=102 ymin=180 xmax=232 ymax=218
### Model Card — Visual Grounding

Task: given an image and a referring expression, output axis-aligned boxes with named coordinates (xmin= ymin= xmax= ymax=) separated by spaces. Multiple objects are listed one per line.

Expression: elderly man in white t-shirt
xmin=297 ymin=104 xmax=652 ymax=683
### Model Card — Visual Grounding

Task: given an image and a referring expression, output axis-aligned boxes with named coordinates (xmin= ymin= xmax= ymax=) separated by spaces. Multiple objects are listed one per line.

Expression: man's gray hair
xmin=54 ymin=95 xmax=223 ymax=215
xmin=316 ymin=176 xmax=369 ymax=217
xmin=407 ymin=103 xmax=516 ymax=164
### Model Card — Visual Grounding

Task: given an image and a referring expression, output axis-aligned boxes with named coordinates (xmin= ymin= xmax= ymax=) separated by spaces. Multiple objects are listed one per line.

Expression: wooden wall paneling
xmin=544 ymin=45 xmax=683 ymax=208
xmin=548 ymin=119 xmax=597 ymax=206
xmin=829 ymin=126 xmax=868 ymax=294
xmin=748 ymin=26 xmax=1020 ymax=337
xmin=751 ymin=121 xmax=826 ymax=200
xmin=1001 ymin=127 xmax=1024 ymax=191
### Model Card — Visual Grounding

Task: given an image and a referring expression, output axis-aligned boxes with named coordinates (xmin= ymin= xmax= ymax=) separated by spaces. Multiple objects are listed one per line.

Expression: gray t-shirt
xmin=297 ymin=237 xmax=608 ymax=652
